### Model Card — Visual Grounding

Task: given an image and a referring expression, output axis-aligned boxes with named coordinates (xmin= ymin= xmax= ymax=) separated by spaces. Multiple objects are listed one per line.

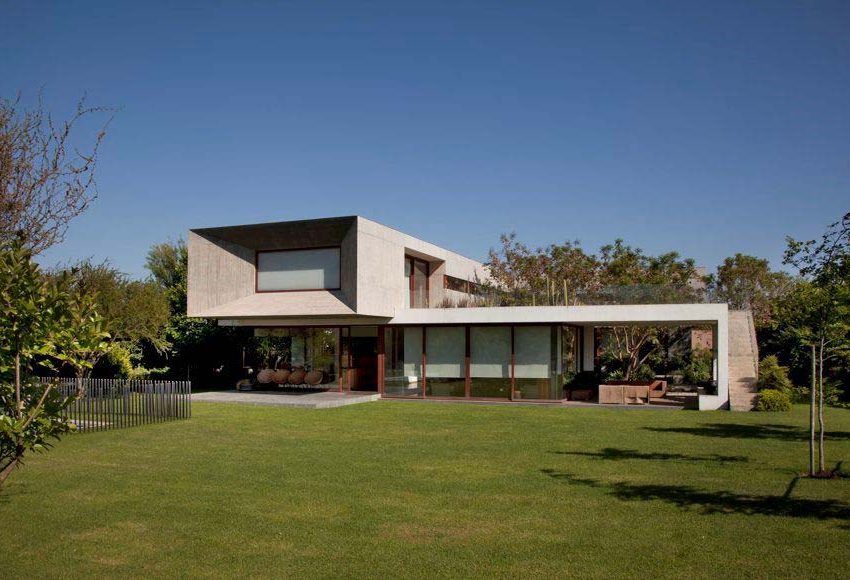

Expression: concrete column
xmin=712 ymin=325 xmax=719 ymax=381
xmin=716 ymin=317 xmax=729 ymax=406
xmin=699 ymin=316 xmax=729 ymax=410
xmin=582 ymin=326 xmax=595 ymax=371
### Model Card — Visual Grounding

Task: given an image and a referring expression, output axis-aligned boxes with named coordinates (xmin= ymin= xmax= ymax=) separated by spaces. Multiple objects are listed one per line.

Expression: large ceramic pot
xmin=289 ymin=368 xmax=306 ymax=385
xmin=256 ymin=368 xmax=275 ymax=384
xmin=305 ymin=370 xmax=324 ymax=386
xmin=272 ymin=369 xmax=291 ymax=384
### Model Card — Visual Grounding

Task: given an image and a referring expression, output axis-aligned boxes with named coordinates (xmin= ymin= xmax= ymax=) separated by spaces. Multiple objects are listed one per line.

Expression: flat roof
xmin=387 ymin=303 xmax=728 ymax=326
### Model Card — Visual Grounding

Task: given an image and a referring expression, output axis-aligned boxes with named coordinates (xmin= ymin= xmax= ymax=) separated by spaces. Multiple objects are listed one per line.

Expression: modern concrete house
xmin=188 ymin=216 xmax=758 ymax=410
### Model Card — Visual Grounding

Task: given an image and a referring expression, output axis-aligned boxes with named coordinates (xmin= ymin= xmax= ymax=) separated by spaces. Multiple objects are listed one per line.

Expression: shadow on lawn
xmin=551 ymin=448 xmax=748 ymax=463
xmin=644 ymin=423 xmax=850 ymax=442
xmin=541 ymin=470 xmax=850 ymax=523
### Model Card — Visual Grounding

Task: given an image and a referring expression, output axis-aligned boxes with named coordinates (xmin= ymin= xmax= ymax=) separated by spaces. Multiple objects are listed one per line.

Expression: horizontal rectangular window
xmin=257 ymin=248 xmax=340 ymax=291
xmin=445 ymin=275 xmax=468 ymax=293
xmin=445 ymin=274 xmax=483 ymax=295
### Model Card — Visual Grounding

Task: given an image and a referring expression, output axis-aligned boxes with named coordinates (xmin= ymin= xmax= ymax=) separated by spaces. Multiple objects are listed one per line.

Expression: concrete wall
xmin=187 ymin=231 xmax=255 ymax=317
xmin=354 ymin=217 xmax=488 ymax=317
xmin=188 ymin=216 xmax=487 ymax=320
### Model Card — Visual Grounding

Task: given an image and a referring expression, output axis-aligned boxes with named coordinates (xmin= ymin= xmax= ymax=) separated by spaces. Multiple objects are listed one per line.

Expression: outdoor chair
xmin=647 ymin=379 xmax=668 ymax=399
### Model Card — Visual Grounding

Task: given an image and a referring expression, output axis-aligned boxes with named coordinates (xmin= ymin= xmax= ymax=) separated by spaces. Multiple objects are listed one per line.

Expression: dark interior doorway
xmin=347 ymin=331 xmax=378 ymax=391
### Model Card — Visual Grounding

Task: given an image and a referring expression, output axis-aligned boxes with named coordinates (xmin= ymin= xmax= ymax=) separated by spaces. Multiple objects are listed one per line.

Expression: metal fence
xmin=39 ymin=377 xmax=191 ymax=432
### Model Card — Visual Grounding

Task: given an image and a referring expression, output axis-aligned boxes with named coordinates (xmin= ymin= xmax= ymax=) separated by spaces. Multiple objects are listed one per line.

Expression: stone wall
xmin=728 ymin=310 xmax=759 ymax=411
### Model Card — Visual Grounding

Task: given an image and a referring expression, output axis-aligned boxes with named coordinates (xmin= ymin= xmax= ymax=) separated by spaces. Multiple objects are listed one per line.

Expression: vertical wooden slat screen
xmin=37 ymin=377 xmax=191 ymax=433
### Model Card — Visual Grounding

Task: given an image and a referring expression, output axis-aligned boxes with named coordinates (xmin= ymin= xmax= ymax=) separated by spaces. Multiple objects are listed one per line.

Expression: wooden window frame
xmin=377 ymin=323 xmax=575 ymax=403
xmin=405 ymin=255 xmax=430 ymax=308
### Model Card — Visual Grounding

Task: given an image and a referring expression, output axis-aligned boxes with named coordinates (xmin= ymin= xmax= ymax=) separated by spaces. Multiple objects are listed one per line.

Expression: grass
xmin=1 ymin=402 xmax=849 ymax=578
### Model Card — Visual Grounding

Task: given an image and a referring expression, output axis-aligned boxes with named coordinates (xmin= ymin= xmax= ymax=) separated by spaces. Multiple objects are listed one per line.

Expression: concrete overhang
xmin=387 ymin=303 xmax=728 ymax=326
xmin=191 ymin=216 xmax=357 ymax=250
xmin=195 ymin=291 xmax=357 ymax=319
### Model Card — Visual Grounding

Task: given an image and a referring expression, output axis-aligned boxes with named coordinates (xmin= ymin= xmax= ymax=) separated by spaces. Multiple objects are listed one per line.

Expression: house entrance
xmin=345 ymin=326 xmax=378 ymax=391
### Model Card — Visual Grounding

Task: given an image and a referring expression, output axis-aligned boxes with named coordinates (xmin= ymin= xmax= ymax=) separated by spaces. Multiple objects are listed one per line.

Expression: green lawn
xmin=2 ymin=402 xmax=849 ymax=578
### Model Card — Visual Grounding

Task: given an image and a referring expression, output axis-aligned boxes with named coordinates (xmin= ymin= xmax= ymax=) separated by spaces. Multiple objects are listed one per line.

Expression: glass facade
xmin=254 ymin=327 xmax=339 ymax=386
xmin=425 ymin=326 xmax=465 ymax=397
xmin=383 ymin=326 xmax=423 ymax=397
xmin=469 ymin=326 xmax=511 ymax=398
xmin=560 ymin=325 xmax=579 ymax=385
xmin=514 ymin=326 xmax=558 ymax=399
xmin=380 ymin=324 xmax=578 ymax=401
xmin=253 ymin=324 xmax=577 ymax=398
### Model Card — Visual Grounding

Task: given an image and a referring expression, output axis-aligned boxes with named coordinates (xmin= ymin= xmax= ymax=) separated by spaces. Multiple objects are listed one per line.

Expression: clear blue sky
xmin=3 ymin=1 xmax=848 ymax=278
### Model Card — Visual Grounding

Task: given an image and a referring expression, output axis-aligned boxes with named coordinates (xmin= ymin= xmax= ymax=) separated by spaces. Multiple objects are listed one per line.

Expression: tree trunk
xmin=14 ymin=351 xmax=22 ymax=418
xmin=817 ymin=339 xmax=826 ymax=474
xmin=809 ymin=343 xmax=816 ymax=477
xmin=0 ymin=456 xmax=22 ymax=487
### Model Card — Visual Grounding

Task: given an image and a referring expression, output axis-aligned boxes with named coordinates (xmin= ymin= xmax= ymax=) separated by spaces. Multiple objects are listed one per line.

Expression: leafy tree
xmin=0 ymin=94 xmax=112 ymax=254
xmin=594 ymin=241 xmax=702 ymax=379
xmin=146 ymin=239 xmax=188 ymax=312
xmin=0 ymin=239 xmax=108 ymax=487
xmin=53 ymin=261 xmax=170 ymax=377
xmin=708 ymin=254 xmax=792 ymax=328
xmin=488 ymin=236 xmax=704 ymax=380
xmin=145 ymin=239 xmax=249 ymax=384
xmin=486 ymin=234 xmax=601 ymax=306
xmin=783 ymin=211 xmax=850 ymax=476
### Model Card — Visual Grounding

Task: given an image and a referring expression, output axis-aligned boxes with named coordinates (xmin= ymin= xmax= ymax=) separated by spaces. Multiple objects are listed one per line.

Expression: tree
xmin=488 ymin=235 xmax=705 ymax=380
xmin=709 ymin=254 xmax=792 ymax=328
xmin=145 ymin=239 xmax=249 ymax=384
xmin=56 ymin=261 xmax=170 ymax=378
xmin=486 ymin=234 xmax=601 ymax=306
xmin=0 ymin=239 xmax=108 ymax=487
xmin=0 ymin=94 xmax=112 ymax=254
xmin=784 ymin=211 xmax=850 ymax=477
xmin=594 ymin=241 xmax=703 ymax=380
xmin=146 ymin=239 xmax=188 ymax=307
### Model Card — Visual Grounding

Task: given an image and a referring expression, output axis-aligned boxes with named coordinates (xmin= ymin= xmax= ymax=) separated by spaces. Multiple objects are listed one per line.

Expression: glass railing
xmin=435 ymin=284 xmax=722 ymax=308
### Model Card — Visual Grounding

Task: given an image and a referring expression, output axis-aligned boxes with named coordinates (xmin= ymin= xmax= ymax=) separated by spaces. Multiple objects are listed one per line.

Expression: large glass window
xmin=470 ymin=326 xmax=511 ymax=398
xmin=383 ymin=327 xmax=423 ymax=397
xmin=253 ymin=327 xmax=339 ymax=386
xmin=257 ymin=248 xmax=340 ymax=291
xmin=514 ymin=326 xmax=560 ymax=399
xmin=405 ymin=256 xmax=429 ymax=308
xmin=425 ymin=326 xmax=465 ymax=397
xmin=561 ymin=326 xmax=579 ymax=384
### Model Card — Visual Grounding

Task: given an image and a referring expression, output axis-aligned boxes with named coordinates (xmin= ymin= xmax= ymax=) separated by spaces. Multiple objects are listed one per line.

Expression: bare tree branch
xmin=0 ymin=93 xmax=115 ymax=254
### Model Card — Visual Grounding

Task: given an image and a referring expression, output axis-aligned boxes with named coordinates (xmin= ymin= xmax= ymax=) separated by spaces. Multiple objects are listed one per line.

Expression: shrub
xmin=756 ymin=389 xmax=792 ymax=412
xmin=681 ymin=348 xmax=713 ymax=385
xmin=633 ymin=364 xmax=656 ymax=382
xmin=793 ymin=381 xmax=846 ymax=407
xmin=757 ymin=355 xmax=792 ymax=393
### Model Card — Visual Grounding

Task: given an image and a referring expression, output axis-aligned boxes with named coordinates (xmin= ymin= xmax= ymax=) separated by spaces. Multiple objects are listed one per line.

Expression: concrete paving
xmin=192 ymin=390 xmax=380 ymax=409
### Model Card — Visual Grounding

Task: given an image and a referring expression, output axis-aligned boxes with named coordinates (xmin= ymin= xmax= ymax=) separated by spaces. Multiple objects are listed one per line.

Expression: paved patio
xmin=192 ymin=390 xmax=380 ymax=409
